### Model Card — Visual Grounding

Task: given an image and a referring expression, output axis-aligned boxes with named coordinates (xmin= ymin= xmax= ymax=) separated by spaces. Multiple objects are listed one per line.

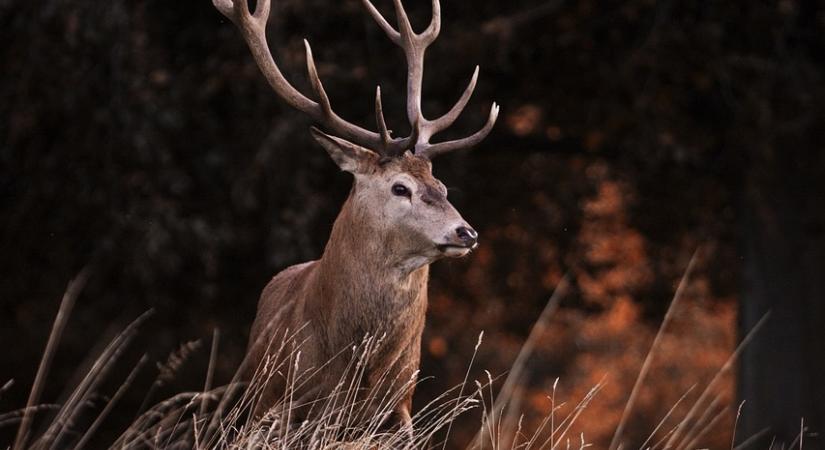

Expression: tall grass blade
xmin=12 ymin=268 xmax=89 ymax=450
xmin=664 ymin=312 xmax=770 ymax=450
xmin=73 ymin=355 xmax=148 ymax=450
xmin=609 ymin=251 xmax=698 ymax=450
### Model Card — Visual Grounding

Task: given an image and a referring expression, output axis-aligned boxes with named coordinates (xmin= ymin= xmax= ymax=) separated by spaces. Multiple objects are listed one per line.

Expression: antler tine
xmin=426 ymin=65 xmax=479 ymax=137
xmin=418 ymin=102 xmax=500 ymax=159
xmin=304 ymin=40 xmax=333 ymax=116
xmin=213 ymin=0 xmax=235 ymax=22
xmin=254 ymin=0 xmax=271 ymax=20
xmin=360 ymin=0 xmax=440 ymax=44
xmin=391 ymin=0 xmax=417 ymax=45
xmin=361 ymin=0 xmax=402 ymax=43
xmin=214 ymin=0 xmax=415 ymax=153
xmin=375 ymin=87 xmax=393 ymax=154
xmin=422 ymin=0 xmax=441 ymax=44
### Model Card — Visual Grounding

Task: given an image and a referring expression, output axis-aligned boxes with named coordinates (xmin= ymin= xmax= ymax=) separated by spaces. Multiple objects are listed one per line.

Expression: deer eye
xmin=391 ymin=183 xmax=411 ymax=198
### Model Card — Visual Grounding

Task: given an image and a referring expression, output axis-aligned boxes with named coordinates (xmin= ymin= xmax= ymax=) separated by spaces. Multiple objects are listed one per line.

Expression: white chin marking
xmin=442 ymin=246 xmax=471 ymax=258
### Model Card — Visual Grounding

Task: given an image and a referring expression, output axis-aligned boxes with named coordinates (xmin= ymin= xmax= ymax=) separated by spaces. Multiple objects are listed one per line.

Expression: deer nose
xmin=455 ymin=226 xmax=478 ymax=247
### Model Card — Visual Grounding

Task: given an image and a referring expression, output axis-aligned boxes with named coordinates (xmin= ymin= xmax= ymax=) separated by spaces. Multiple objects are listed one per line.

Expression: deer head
xmin=312 ymin=130 xmax=478 ymax=274
xmin=214 ymin=0 xmax=498 ymax=268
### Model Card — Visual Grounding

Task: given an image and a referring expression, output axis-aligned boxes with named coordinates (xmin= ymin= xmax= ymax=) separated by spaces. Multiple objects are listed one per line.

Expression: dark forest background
xmin=2 ymin=0 xmax=824 ymax=448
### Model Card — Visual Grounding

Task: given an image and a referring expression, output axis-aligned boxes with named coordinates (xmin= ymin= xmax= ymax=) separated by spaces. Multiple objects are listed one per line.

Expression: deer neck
xmin=316 ymin=189 xmax=430 ymax=302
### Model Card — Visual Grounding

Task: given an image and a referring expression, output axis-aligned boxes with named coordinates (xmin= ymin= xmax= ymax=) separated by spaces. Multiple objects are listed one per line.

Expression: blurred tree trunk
xmin=739 ymin=145 xmax=825 ymax=446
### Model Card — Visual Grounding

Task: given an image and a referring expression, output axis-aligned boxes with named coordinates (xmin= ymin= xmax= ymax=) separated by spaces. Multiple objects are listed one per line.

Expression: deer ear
xmin=310 ymin=127 xmax=379 ymax=174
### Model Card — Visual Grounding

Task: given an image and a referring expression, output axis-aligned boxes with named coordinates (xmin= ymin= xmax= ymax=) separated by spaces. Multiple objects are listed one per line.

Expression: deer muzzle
xmin=437 ymin=224 xmax=478 ymax=257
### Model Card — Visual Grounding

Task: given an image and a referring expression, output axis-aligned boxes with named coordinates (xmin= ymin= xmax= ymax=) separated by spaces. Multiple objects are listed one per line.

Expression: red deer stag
xmin=213 ymin=0 xmax=498 ymax=431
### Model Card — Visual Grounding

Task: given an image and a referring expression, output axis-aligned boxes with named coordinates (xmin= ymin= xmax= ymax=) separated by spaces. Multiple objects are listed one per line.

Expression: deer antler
xmin=361 ymin=0 xmax=499 ymax=159
xmin=214 ymin=0 xmax=498 ymax=159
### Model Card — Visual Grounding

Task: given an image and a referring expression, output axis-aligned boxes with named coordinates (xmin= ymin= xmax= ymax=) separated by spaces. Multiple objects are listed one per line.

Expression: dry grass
xmin=4 ymin=259 xmax=765 ymax=449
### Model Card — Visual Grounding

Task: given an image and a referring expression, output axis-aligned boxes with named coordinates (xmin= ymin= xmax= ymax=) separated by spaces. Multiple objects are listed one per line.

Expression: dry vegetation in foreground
xmin=3 ymin=257 xmax=778 ymax=449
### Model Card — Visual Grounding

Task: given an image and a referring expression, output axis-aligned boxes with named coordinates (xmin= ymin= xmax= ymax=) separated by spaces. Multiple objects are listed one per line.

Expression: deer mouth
xmin=437 ymin=243 xmax=476 ymax=257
